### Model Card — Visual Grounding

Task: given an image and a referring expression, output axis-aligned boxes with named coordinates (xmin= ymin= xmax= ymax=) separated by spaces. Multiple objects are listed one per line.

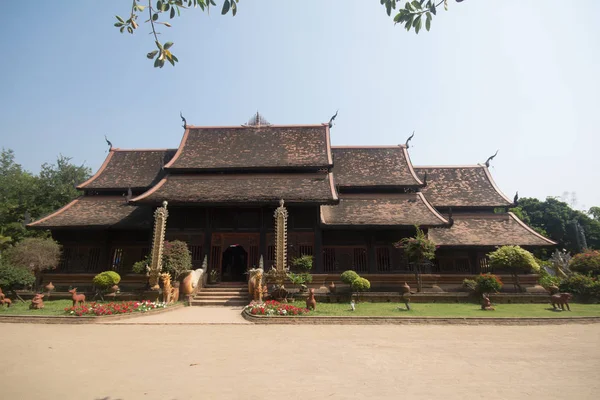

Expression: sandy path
xmin=1 ymin=323 xmax=598 ymax=400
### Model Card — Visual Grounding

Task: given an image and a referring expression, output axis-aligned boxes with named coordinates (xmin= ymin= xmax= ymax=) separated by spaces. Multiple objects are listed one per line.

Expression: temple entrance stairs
xmin=190 ymin=282 xmax=250 ymax=306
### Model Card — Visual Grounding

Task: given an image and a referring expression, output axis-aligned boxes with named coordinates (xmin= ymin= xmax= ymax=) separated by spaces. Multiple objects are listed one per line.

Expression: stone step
xmin=194 ymin=295 xmax=249 ymax=300
xmin=190 ymin=300 xmax=249 ymax=307
xmin=200 ymin=288 xmax=247 ymax=293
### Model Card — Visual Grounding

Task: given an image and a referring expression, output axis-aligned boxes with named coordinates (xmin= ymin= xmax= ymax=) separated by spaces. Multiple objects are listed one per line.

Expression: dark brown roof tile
xmin=166 ymin=125 xmax=332 ymax=170
xmin=429 ymin=213 xmax=556 ymax=246
xmin=414 ymin=166 xmax=512 ymax=208
xmin=320 ymin=193 xmax=448 ymax=227
xmin=78 ymin=149 xmax=176 ymax=190
xmin=132 ymin=173 xmax=338 ymax=204
xmin=332 ymin=146 xmax=423 ymax=188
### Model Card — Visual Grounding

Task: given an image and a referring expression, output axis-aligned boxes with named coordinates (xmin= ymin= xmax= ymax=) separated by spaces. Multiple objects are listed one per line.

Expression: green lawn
xmin=290 ymin=301 xmax=600 ymax=318
xmin=0 ymin=299 xmax=75 ymax=316
xmin=0 ymin=299 xmax=176 ymax=317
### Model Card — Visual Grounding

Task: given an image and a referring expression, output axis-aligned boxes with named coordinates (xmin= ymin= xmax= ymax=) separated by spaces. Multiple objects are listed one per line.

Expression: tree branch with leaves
xmin=116 ymin=0 xmax=464 ymax=67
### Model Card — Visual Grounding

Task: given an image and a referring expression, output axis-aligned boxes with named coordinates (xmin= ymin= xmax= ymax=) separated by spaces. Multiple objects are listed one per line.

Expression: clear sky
xmin=1 ymin=1 xmax=598 ymax=209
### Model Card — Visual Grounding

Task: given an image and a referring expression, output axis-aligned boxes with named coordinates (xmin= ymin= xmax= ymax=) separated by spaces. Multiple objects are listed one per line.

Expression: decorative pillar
xmin=148 ymin=201 xmax=169 ymax=290
xmin=273 ymin=199 xmax=288 ymax=286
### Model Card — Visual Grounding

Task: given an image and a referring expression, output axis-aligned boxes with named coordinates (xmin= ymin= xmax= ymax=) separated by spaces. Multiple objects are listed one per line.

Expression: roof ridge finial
xmin=484 ymin=150 xmax=499 ymax=168
xmin=244 ymin=111 xmax=270 ymax=127
xmin=405 ymin=131 xmax=415 ymax=148
xmin=104 ymin=135 xmax=113 ymax=152
xmin=328 ymin=110 xmax=338 ymax=128
xmin=180 ymin=111 xmax=187 ymax=129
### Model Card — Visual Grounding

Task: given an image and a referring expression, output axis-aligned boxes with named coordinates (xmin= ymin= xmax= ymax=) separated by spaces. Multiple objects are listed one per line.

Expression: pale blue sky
xmin=1 ymin=1 xmax=598 ymax=208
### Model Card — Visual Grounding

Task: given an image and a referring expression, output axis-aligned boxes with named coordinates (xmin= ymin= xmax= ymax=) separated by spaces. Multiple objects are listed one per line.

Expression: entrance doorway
xmin=221 ymin=245 xmax=248 ymax=282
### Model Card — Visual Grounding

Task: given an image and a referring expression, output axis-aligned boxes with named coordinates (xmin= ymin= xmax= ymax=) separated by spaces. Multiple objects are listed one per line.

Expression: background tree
xmin=162 ymin=240 xmax=192 ymax=281
xmin=0 ymin=149 xmax=91 ymax=246
xmin=115 ymin=0 xmax=465 ymax=67
xmin=487 ymin=245 xmax=540 ymax=292
xmin=511 ymin=197 xmax=600 ymax=253
xmin=588 ymin=207 xmax=600 ymax=222
xmin=6 ymin=238 xmax=61 ymax=290
xmin=0 ymin=260 xmax=35 ymax=302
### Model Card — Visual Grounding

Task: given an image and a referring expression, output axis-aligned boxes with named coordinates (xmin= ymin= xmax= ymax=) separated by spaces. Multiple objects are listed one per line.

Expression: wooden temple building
xmin=28 ymin=117 xmax=555 ymax=289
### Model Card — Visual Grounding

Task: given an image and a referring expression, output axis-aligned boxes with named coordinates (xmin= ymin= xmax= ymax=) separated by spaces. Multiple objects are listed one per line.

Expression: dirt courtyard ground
xmin=1 ymin=322 xmax=599 ymax=399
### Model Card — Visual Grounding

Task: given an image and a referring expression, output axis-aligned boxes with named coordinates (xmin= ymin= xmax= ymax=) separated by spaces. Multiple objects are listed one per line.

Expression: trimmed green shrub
xmin=538 ymin=273 xmax=561 ymax=291
xmin=559 ymin=273 xmax=600 ymax=301
xmin=351 ymin=277 xmax=371 ymax=292
xmin=340 ymin=270 xmax=359 ymax=284
xmin=0 ymin=261 xmax=35 ymax=292
xmin=162 ymin=240 xmax=192 ymax=280
xmin=488 ymin=245 xmax=540 ymax=291
xmin=93 ymin=271 xmax=121 ymax=290
xmin=132 ymin=255 xmax=151 ymax=274
xmin=462 ymin=279 xmax=477 ymax=292
xmin=569 ymin=250 xmax=600 ymax=277
xmin=474 ymin=274 xmax=503 ymax=294
xmin=290 ymin=255 xmax=313 ymax=272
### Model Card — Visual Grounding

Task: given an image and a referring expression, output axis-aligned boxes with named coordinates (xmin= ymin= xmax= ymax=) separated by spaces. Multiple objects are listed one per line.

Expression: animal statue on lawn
xmin=69 ymin=288 xmax=86 ymax=307
xmin=306 ymin=288 xmax=317 ymax=311
xmin=481 ymin=293 xmax=495 ymax=311
xmin=247 ymin=268 xmax=265 ymax=302
xmin=30 ymin=293 xmax=45 ymax=310
xmin=160 ymin=273 xmax=177 ymax=304
xmin=1 ymin=297 xmax=11 ymax=308
xmin=400 ymin=282 xmax=413 ymax=311
xmin=550 ymin=292 xmax=572 ymax=311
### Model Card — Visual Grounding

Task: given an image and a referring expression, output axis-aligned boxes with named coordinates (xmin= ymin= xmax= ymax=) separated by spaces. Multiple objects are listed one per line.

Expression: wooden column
xmin=314 ymin=218 xmax=323 ymax=274
xmin=367 ymin=233 xmax=377 ymax=273
xmin=203 ymin=207 xmax=212 ymax=261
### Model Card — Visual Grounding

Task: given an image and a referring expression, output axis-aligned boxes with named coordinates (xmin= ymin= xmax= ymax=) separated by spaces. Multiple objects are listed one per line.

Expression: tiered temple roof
xmin=413 ymin=165 xmax=513 ymax=208
xmin=78 ymin=149 xmax=176 ymax=191
xmin=28 ymin=121 xmax=556 ymax=248
xmin=131 ymin=173 xmax=338 ymax=205
xmin=428 ymin=213 xmax=556 ymax=246
xmin=320 ymin=193 xmax=448 ymax=227
xmin=165 ymin=125 xmax=333 ymax=171
xmin=332 ymin=146 xmax=423 ymax=188
xmin=27 ymin=197 xmax=152 ymax=229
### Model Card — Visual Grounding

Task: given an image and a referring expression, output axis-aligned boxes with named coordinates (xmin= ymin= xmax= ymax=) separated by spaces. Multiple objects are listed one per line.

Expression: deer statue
xmin=69 ymin=288 xmax=86 ymax=307
xmin=30 ymin=293 xmax=45 ymax=310
xmin=305 ymin=288 xmax=317 ymax=311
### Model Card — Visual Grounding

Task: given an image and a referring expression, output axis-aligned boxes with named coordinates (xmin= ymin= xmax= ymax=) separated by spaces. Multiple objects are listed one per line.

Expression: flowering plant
xmin=394 ymin=226 xmax=436 ymax=262
xmin=64 ymin=300 xmax=167 ymax=317
xmin=244 ymin=300 xmax=310 ymax=316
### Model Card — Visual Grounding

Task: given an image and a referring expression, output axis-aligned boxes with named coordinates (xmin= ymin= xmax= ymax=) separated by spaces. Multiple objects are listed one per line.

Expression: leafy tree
xmin=351 ymin=277 xmax=371 ymax=302
xmin=511 ymin=197 xmax=600 ymax=253
xmin=569 ymin=250 xmax=600 ymax=277
xmin=290 ymin=255 xmax=313 ymax=273
xmin=394 ymin=226 xmax=436 ymax=292
xmin=589 ymin=207 xmax=600 ymax=222
xmin=0 ymin=149 xmax=91 ymax=245
xmin=35 ymin=155 xmax=91 ymax=216
xmin=0 ymin=260 xmax=35 ymax=301
xmin=5 ymin=238 xmax=61 ymax=290
xmin=116 ymin=0 xmax=465 ymax=67
xmin=488 ymin=245 xmax=540 ymax=292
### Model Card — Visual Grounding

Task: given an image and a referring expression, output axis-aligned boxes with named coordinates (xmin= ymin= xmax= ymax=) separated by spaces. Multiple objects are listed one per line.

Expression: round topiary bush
xmin=340 ymin=270 xmax=359 ymax=284
xmin=351 ymin=277 xmax=371 ymax=292
xmin=474 ymin=274 xmax=503 ymax=294
xmin=488 ymin=245 xmax=539 ymax=291
xmin=569 ymin=250 xmax=600 ymax=277
xmin=93 ymin=271 xmax=121 ymax=290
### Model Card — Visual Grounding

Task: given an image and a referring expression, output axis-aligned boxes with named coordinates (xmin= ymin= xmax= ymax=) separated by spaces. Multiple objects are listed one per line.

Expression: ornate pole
xmin=273 ymin=199 xmax=288 ymax=287
xmin=148 ymin=201 xmax=169 ymax=290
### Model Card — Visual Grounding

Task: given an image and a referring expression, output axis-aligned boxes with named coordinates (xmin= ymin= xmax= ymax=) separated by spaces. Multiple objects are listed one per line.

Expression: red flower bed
xmin=245 ymin=300 xmax=310 ymax=316
xmin=64 ymin=300 xmax=167 ymax=317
